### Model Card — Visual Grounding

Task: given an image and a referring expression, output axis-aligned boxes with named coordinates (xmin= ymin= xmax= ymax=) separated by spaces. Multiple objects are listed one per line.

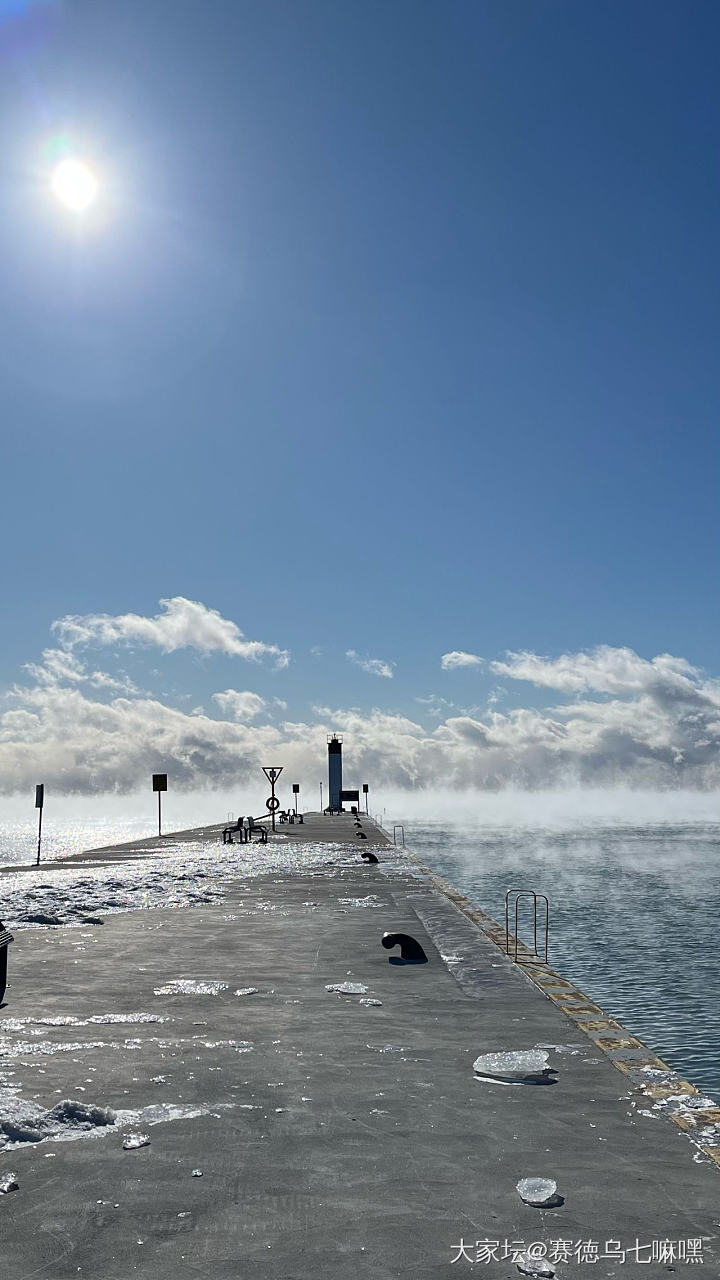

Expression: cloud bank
xmin=1 ymin=622 xmax=718 ymax=795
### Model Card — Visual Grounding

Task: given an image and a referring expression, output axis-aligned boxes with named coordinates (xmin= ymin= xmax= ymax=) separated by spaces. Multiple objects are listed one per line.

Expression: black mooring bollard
xmin=381 ymin=931 xmax=428 ymax=964
xmin=361 ymin=850 xmax=379 ymax=864
xmin=0 ymin=920 xmax=14 ymax=1003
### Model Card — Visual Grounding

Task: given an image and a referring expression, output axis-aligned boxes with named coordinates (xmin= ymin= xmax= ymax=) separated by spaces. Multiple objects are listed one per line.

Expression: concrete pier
xmin=0 ymin=815 xmax=718 ymax=1277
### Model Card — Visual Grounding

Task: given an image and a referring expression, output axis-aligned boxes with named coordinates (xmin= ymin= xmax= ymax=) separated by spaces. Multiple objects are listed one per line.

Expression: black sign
xmin=292 ymin=784 xmax=300 ymax=794
xmin=362 ymin=784 xmax=369 ymax=793
xmin=152 ymin=774 xmax=167 ymax=792
xmin=340 ymin=789 xmax=360 ymax=802
xmin=35 ymin=784 xmax=44 ymax=809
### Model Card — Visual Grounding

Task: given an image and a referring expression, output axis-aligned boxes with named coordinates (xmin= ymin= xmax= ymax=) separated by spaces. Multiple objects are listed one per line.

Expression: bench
xmin=246 ymin=819 xmax=268 ymax=844
xmin=223 ymin=818 xmax=246 ymax=844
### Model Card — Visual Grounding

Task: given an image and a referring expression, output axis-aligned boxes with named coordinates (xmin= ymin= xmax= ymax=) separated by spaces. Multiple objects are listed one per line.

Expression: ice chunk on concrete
xmin=337 ymin=896 xmax=381 ymax=907
xmin=0 ymin=1171 xmax=19 ymax=1193
xmin=154 ymin=980 xmax=228 ymax=996
xmin=234 ymin=988 xmax=259 ymax=997
xmin=122 ymin=1132 xmax=151 ymax=1150
xmin=191 ymin=1168 xmax=203 ymax=1177
xmin=359 ymin=998 xmax=383 ymax=1007
xmin=473 ymin=1050 xmax=550 ymax=1079
xmin=1 ymin=1098 xmax=117 ymax=1149
xmin=516 ymin=1252 xmax=555 ymax=1277
xmin=516 ymin=1177 xmax=558 ymax=1206
xmin=45 ymin=1100 xmax=116 ymax=1130
xmin=325 ymin=982 xmax=369 ymax=995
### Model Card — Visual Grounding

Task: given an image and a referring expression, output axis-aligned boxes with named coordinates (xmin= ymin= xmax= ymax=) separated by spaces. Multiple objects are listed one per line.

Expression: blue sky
xmin=1 ymin=0 xmax=718 ymax=796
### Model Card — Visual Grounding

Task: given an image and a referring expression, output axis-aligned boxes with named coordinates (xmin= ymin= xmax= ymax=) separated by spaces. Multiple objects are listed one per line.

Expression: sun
xmin=51 ymin=157 xmax=98 ymax=211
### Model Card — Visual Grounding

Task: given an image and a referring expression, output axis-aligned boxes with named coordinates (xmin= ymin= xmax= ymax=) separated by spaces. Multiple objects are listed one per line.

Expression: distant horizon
xmin=2 ymin=782 xmax=718 ymax=829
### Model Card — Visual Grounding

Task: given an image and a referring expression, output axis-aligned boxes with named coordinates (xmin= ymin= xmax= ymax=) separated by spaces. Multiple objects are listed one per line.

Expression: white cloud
xmin=52 ymin=597 xmax=290 ymax=668
xmin=489 ymin=645 xmax=706 ymax=698
xmin=0 ymin=641 xmax=718 ymax=796
xmin=441 ymin=650 xmax=483 ymax=670
xmin=346 ymin=650 xmax=395 ymax=679
xmin=212 ymin=690 xmax=267 ymax=722
xmin=24 ymin=648 xmax=138 ymax=694
xmin=416 ymin=694 xmax=485 ymax=720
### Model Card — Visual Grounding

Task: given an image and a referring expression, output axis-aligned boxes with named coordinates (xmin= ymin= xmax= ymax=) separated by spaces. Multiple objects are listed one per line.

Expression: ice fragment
xmin=516 ymin=1252 xmax=555 ymax=1277
xmin=0 ymin=1172 xmax=19 ymax=1194
xmin=516 ymin=1177 xmax=558 ymax=1206
xmin=473 ymin=1050 xmax=550 ymax=1079
xmin=122 ymin=1132 xmax=151 ymax=1150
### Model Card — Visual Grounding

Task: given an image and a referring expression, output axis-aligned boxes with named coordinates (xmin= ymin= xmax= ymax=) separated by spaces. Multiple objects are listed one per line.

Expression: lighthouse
xmin=327 ymin=734 xmax=343 ymax=811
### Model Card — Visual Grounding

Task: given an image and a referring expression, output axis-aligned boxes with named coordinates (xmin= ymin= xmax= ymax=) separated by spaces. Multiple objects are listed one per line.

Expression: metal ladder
xmin=505 ymin=888 xmax=549 ymax=963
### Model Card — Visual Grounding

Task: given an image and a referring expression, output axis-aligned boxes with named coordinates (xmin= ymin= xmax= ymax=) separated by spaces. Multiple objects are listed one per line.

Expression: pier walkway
xmin=0 ymin=815 xmax=718 ymax=1277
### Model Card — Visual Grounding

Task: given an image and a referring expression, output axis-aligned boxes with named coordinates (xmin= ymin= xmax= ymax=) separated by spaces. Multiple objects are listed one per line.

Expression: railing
xmin=504 ymin=889 xmax=549 ymax=963
xmin=393 ymin=824 xmax=405 ymax=847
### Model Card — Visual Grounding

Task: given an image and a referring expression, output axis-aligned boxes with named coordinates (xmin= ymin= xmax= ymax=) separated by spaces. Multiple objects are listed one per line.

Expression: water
xmin=0 ymin=817 xmax=155 ymax=866
xmin=400 ymin=817 xmax=720 ymax=1102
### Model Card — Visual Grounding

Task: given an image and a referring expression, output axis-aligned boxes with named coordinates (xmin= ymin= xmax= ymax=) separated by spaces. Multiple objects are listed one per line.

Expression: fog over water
xmin=386 ymin=791 xmax=720 ymax=1102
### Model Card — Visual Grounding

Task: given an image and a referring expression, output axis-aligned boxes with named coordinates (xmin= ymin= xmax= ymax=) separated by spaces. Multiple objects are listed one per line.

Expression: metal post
xmin=262 ymin=766 xmax=283 ymax=833
xmin=36 ymin=806 xmax=43 ymax=866
xmin=35 ymin=783 xmax=44 ymax=867
xmin=320 ymin=781 xmax=323 ymax=812
xmin=152 ymin=774 xmax=168 ymax=838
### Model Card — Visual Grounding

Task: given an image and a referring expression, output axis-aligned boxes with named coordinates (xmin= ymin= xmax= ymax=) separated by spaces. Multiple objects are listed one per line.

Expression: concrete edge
xmin=397 ymin=840 xmax=720 ymax=1170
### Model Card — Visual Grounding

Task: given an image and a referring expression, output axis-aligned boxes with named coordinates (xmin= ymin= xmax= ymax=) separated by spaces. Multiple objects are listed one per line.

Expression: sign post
xmin=292 ymin=783 xmax=300 ymax=814
xmin=152 ymin=774 xmax=167 ymax=836
xmin=262 ymin=766 xmax=283 ymax=833
xmin=35 ymin=784 xmax=44 ymax=866
xmin=362 ymin=783 xmax=369 ymax=815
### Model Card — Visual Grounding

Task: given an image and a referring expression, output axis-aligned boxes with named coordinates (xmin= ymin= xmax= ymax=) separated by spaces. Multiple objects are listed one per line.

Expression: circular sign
xmin=266 ymin=796 xmax=280 ymax=812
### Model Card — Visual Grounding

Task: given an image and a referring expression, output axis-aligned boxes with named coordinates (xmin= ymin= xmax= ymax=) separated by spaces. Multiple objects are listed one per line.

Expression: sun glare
xmin=51 ymin=157 xmax=98 ymax=211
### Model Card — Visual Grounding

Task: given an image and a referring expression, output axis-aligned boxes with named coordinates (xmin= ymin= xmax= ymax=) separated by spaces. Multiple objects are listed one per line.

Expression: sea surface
xmin=398 ymin=817 xmax=720 ymax=1103
xmin=1 ymin=811 xmax=720 ymax=1102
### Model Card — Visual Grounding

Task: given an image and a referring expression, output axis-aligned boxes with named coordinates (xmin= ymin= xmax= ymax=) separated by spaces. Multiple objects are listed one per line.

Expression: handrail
xmin=393 ymin=824 xmax=405 ymax=847
xmin=504 ymin=888 xmax=549 ymax=963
